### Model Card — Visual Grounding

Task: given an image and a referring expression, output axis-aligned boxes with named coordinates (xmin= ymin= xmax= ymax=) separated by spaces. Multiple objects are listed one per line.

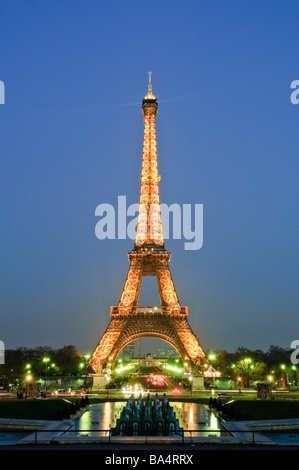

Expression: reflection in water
xmin=67 ymin=401 xmax=220 ymax=437
xmin=189 ymin=406 xmax=194 ymax=424
xmin=170 ymin=402 xmax=221 ymax=435
xmin=69 ymin=402 xmax=125 ymax=436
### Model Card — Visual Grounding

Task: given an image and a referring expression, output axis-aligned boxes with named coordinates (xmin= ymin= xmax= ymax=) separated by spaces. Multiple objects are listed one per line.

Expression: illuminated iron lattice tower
xmin=90 ymin=74 xmax=206 ymax=374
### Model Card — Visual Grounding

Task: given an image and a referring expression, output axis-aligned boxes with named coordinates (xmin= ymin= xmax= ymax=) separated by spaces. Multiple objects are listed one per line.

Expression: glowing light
xmin=148 ymin=374 xmax=168 ymax=386
xmin=115 ymin=363 xmax=136 ymax=373
xmin=164 ymin=364 xmax=182 ymax=373
xmin=203 ymin=366 xmax=221 ymax=378
xmin=189 ymin=406 xmax=194 ymax=424
xmin=210 ymin=412 xmax=219 ymax=430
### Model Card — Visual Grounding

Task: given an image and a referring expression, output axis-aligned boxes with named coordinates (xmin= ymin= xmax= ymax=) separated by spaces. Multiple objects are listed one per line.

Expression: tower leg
xmin=89 ymin=317 xmax=127 ymax=372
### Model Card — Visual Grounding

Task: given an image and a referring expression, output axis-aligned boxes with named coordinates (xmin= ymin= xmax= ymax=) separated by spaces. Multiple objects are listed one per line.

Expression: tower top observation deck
xmin=142 ymin=71 xmax=158 ymax=115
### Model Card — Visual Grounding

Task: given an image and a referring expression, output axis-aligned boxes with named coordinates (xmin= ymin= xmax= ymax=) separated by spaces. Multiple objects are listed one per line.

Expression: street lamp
xmin=43 ymin=357 xmax=50 ymax=391
xmin=280 ymin=364 xmax=288 ymax=388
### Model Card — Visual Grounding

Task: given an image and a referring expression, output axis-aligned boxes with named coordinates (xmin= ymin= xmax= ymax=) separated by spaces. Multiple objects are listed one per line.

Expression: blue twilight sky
xmin=0 ymin=0 xmax=299 ymax=355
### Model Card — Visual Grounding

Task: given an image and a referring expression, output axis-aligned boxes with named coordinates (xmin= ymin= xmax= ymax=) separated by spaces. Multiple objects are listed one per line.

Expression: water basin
xmin=65 ymin=401 xmax=221 ymax=437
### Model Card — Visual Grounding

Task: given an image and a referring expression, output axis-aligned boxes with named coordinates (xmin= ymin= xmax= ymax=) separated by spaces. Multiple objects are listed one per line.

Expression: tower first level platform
xmin=90 ymin=306 xmax=205 ymax=373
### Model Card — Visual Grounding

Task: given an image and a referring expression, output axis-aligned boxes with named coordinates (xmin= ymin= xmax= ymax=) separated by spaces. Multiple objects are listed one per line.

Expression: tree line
xmin=0 ymin=344 xmax=296 ymax=389
xmin=209 ymin=345 xmax=297 ymax=387
xmin=0 ymin=345 xmax=90 ymax=384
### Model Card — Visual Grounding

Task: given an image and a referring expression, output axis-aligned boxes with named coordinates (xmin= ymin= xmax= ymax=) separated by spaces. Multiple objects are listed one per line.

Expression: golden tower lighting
xmin=90 ymin=74 xmax=206 ymax=374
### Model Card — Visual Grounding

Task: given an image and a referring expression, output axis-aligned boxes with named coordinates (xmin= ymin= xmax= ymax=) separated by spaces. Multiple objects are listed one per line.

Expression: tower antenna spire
xmin=148 ymin=71 xmax=152 ymax=95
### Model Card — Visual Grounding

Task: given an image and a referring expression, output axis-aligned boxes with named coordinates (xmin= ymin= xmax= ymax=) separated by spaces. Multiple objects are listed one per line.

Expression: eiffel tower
xmin=90 ymin=74 xmax=206 ymax=379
